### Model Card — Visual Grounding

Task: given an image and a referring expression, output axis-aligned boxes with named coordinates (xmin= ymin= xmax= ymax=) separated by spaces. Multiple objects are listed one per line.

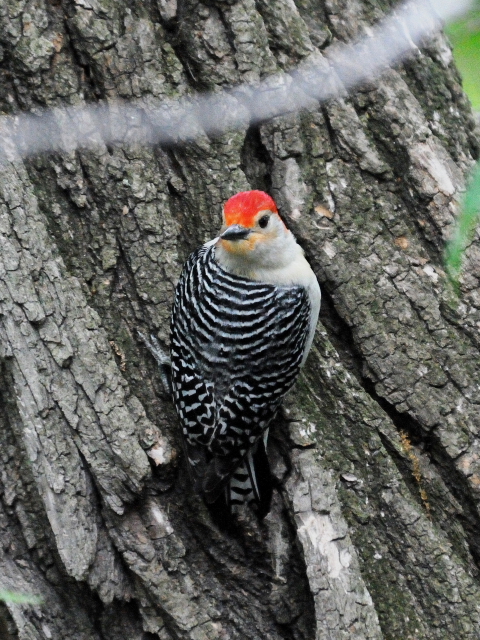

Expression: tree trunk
xmin=1 ymin=0 xmax=479 ymax=638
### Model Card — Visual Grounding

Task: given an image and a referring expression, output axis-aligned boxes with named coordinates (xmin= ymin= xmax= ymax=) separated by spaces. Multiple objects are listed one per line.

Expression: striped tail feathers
xmin=228 ymin=451 xmax=260 ymax=510
xmin=239 ymin=438 xmax=272 ymax=519
xmin=202 ymin=439 xmax=272 ymax=518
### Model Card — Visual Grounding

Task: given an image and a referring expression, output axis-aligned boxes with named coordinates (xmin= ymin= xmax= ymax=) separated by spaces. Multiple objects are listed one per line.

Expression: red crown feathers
xmin=223 ymin=190 xmax=278 ymax=228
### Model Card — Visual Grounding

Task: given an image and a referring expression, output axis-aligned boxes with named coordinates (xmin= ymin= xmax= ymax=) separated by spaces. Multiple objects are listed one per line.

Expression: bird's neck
xmin=214 ymin=233 xmax=310 ymax=286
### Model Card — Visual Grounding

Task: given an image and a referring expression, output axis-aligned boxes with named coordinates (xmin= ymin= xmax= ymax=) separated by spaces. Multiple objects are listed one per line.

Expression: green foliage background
xmin=446 ymin=1 xmax=480 ymax=110
xmin=445 ymin=2 xmax=480 ymax=283
xmin=0 ymin=590 xmax=42 ymax=605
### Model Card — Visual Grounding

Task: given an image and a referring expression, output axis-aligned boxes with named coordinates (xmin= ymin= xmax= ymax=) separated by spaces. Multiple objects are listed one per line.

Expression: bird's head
xmin=218 ymin=190 xmax=288 ymax=257
xmin=215 ymin=191 xmax=307 ymax=283
xmin=215 ymin=190 xmax=301 ymax=276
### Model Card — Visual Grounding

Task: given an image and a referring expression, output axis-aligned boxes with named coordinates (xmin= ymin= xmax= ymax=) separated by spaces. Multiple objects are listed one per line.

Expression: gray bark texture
xmin=0 ymin=0 xmax=479 ymax=638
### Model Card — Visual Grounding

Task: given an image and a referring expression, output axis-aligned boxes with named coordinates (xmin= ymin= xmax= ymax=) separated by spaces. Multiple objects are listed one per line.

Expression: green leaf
xmin=0 ymin=590 xmax=42 ymax=605
xmin=445 ymin=160 xmax=480 ymax=286
xmin=446 ymin=4 xmax=480 ymax=110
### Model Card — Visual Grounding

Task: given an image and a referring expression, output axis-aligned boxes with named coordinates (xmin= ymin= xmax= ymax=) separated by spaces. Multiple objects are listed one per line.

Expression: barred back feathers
xmin=170 ymin=191 xmax=320 ymax=515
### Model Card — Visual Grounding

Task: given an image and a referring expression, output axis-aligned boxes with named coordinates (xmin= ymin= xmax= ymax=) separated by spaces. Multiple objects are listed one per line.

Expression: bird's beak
xmin=220 ymin=224 xmax=251 ymax=241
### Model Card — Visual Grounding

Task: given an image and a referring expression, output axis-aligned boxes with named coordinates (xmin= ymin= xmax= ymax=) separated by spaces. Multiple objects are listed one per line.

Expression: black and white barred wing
xmin=170 ymin=247 xmax=218 ymax=488
xmin=202 ymin=285 xmax=311 ymax=500
xmin=171 ymin=244 xmax=311 ymax=502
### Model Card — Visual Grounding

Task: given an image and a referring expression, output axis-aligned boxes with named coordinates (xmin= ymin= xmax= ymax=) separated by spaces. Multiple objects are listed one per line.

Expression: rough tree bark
xmin=0 ymin=0 xmax=479 ymax=638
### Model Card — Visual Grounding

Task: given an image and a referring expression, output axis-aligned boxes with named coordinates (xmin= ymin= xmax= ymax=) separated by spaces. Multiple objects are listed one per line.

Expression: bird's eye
xmin=258 ymin=215 xmax=270 ymax=229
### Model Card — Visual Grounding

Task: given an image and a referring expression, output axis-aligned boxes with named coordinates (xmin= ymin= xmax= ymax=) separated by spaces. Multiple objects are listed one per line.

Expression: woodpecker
xmin=170 ymin=190 xmax=320 ymax=514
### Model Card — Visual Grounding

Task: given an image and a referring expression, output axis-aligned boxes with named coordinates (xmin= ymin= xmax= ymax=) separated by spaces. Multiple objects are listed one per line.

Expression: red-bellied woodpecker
xmin=171 ymin=190 xmax=320 ymax=515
